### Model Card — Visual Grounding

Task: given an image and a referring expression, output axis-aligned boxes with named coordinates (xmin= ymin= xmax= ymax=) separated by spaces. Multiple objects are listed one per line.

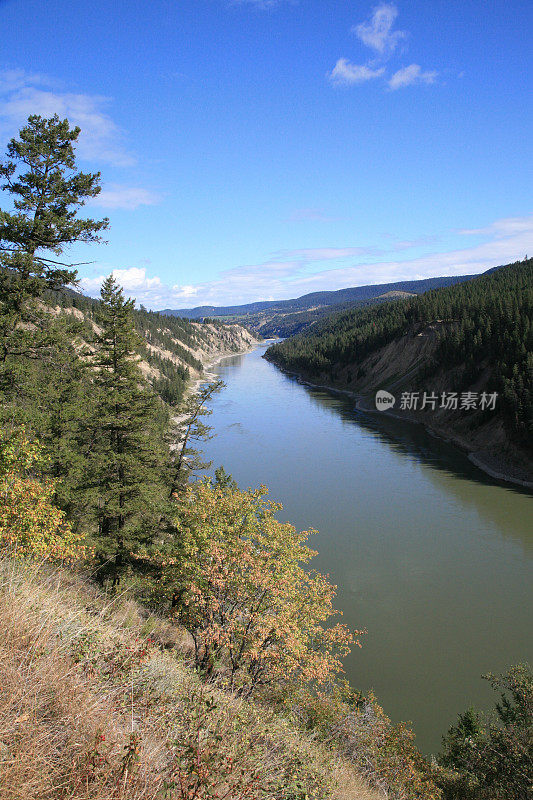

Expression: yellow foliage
xmin=158 ymin=480 xmax=364 ymax=695
xmin=0 ymin=428 xmax=85 ymax=562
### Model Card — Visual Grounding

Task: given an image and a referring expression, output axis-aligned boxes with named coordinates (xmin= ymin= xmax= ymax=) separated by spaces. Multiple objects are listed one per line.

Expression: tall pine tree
xmin=0 ymin=114 xmax=108 ymax=373
xmin=0 ymin=115 xmax=110 ymax=529
xmin=89 ymin=275 xmax=170 ymax=585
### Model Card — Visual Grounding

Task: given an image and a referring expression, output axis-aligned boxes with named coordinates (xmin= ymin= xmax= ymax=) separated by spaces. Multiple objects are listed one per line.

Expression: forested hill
xmin=162 ymin=272 xmax=480 ymax=337
xmin=164 ymin=274 xmax=479 ymax=319
xmin=266 ymin=258 xmax=533 ymax=483
xmin=45 ymin=285 xmax=257 ymax=405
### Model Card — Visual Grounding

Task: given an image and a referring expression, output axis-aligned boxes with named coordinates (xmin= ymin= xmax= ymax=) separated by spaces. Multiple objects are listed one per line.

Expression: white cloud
xmin=90 ymin=185 xmax=162 ymax=210
xmin=80 ymin=268 xmax=204 ymax=307
xmin=171 ymin=284 xmax=199 ymax=298
xmin=328 ymin=59 xmax=385 ymax=87
xmin=0 ymin=69 xmax=134 ymax=166
xmin=353 ymin=3 xmax=406 ymax=57
xmin=78 ymin=214 xmax=533 ymax=310
xmin=388 ymin=63 xmax=437 ymax=90
xmin=329 ymin=4 xmax=438 ymax=92
xmin=460 ymin=215 xmax=533 ymax=237
xmin=111 ymin=267 xmax=163 ymax=290
xmin=81 ymin=267 xmax=163 ymax=295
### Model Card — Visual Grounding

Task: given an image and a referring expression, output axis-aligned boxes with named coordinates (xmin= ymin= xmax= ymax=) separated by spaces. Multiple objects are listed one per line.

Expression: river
xmin=200 ymin=342 xmax=533 ymax=754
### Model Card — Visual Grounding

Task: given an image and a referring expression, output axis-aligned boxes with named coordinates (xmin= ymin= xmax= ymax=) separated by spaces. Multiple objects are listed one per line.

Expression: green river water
xmin=201 ymin=343 xmax=532 ymax=754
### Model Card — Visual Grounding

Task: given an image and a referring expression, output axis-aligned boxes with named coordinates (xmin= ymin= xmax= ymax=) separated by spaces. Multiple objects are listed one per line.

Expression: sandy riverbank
xmin=173 ymin=340 xmax=260 ymax=428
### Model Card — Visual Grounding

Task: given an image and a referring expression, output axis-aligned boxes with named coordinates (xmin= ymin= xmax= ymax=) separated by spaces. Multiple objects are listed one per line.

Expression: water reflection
xmin=204 ymin=345 xmax=533 ymax=752
xmin=285 ymin=376 xmax=533 ymax=555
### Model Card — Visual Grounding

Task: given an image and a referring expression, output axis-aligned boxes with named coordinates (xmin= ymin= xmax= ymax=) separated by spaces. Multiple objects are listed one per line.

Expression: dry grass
xmin=0 ymin=560 xmax=380 ymax=800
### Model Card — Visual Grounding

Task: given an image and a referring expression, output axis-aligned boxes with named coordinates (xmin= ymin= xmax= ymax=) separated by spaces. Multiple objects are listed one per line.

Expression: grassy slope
xmin=0 ymin=559 xmax=379 ymax=800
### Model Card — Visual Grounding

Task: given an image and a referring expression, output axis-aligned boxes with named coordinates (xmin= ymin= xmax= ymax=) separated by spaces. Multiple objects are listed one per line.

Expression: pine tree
xmin=169 ymin=378 xmax=224 ymax=497
xmin=89 ymin=275 xmax=170 ymax=585
xmin=0 ymin=115 xmax=111 ymax=529
xmin=33 ymin=315 xmax=95 ymax=524
xmin=0 ymin=114 xmax=108 ymax=371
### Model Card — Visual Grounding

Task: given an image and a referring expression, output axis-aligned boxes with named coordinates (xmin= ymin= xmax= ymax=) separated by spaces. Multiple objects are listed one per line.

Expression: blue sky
xmin=1 ymin=0 xmax=532 ymax=309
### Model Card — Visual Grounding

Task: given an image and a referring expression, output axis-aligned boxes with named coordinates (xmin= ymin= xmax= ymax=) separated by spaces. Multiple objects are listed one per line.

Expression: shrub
xmin=157 ymin=480 xmax=361 ymax=696
xmin=292 ymin=688 xmax=441 ymax=800
xmin=436 ymin=664 xmax=533 ymax=799
xmin=0 ymin=427 xmax=84 ymax=562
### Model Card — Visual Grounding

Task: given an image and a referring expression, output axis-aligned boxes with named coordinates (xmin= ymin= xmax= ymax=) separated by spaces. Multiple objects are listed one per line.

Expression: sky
xmin=1 ymin=0 xmax=532 ymax=309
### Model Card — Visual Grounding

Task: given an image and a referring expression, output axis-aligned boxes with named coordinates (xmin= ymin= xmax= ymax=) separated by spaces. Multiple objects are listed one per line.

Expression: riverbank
xmin=200 ymin=344 xmax=533 ymax=753
xmin=173 ymin=336 xmax=260 ymax=428
xmin=264 ymin=356 xmax=533 ymax=490
xmin=188 ymin=336 xmax=260 ymax=393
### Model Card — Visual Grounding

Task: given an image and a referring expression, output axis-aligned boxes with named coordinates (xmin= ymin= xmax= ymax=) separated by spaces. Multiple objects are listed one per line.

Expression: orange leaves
xmin=163 ymin=480 xmax=362 ymax=695
xmin=0 ymin=428 xmax=85 ymax=562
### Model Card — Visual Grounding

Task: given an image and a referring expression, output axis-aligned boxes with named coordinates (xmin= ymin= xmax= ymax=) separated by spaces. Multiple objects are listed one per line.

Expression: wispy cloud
xmin=78 ymin=214 xmax=533 ymax=310
xmin=286 ymin=207 xmax=337 ymax=223
xmin=229 ymin=0 xmax=294 ymax=8
xmin=0 ymin=69 xmax=135 ymax=166
xmin=80 ymin=247 xmax=376 ymax=307
xmin=0 ymin=68 xmax=54 ymax=93
xmin=389 ymin=234 xmax=439 ymax=251
xmin=275 ymin=247 xmax=376 ymax=261
xmin=328 ymin=59 xmax=385 ymax=87
xmin=89 ymin=185 xmax=162 ymax=210
xmin=460 ymin=214 xmax=533 ymax=237
xmin=352 ymin=3 xmax=407 ymax=57
xmin=329 ymin=3 xmax=438 ymax=92
xmin=388 ymin=64 xmax=437 ymax=90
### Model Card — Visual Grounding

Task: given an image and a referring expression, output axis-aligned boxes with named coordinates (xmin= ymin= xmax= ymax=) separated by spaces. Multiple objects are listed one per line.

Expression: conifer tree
xmin=169 ymin=378 xmax=224 ymax=497
xmin=0 ymin=114 xmax=108 ymax=371
xmin=89 ymin=275 xmax=170 ymax=585
xmin=33 ymin=315 xmax=95 ymax=524
xmin=0 ymin=115 xmax=110 ymax=526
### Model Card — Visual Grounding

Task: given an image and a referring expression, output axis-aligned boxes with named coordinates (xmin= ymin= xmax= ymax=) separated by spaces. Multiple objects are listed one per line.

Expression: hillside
xmin=47 ymin=286 xmax=258 ymax=405
xmin=265 ymin=259 xmax=533 ymax=485
xmin=249 ymin=290 xmax=418 ymax=338
xmin=0 ymin=557 xmax=385 ymax=800
xmin=162 ymin=274 xmax=480 ymax=337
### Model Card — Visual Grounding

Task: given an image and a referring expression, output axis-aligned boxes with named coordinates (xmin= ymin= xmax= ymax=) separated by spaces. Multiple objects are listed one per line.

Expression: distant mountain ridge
xmin=162 ymin=273 xmax=481 ymax=321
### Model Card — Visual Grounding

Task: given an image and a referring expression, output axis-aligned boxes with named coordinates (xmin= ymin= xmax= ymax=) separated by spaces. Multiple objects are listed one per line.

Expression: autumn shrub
xmin=331 ymin=695 xmax=441 ymax=800
xmin=156 ymin=480 xmax=362 ymax=696
xmin=0 ymin=558 xmax=377 ymax=800
xmin=287 ymin=687 xmax=441 ymax=800
xmin=0 ymin=427 xmax=84 ymax=561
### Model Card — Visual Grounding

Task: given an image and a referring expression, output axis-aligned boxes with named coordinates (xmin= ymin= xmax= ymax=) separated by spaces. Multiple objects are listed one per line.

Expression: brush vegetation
xmin=1 ymin=115 xmax=530 ymax=800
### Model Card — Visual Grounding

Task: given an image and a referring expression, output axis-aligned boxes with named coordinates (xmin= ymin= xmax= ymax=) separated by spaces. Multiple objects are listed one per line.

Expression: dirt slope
xmin=291 ymin=322 xmax=533 ymax=487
